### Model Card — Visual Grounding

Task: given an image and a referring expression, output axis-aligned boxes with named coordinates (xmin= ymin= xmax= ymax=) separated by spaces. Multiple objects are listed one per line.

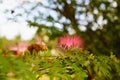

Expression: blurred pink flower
xmin=8 ymin=42 xmax=29 ymax=55
xmin=58 ymin=35 xmax=83 ymax=49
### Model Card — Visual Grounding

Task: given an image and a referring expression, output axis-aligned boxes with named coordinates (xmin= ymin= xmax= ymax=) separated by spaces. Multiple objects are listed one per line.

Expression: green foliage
xmin=23 ymin=49 xmax=120 ymax=80
xmin=0 ymin=53 xmax=37 ymax=80
xmin=0 ymin=37 xmax=9 ymax=50
xmin=0 ymin=44 xmax=120 ymax=80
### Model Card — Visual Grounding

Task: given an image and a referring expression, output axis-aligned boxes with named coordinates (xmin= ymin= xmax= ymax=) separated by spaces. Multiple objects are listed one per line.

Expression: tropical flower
xmin=8 ymin=42 xmax=29 ymax=55
xmin=58 ymin=34 xmax=83 ymax=49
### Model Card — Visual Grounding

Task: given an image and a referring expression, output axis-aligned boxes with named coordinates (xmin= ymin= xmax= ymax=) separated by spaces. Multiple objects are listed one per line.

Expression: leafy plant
xmin=24 ymin=49 xmax=120 ymax=80
xmin=0 ymin=52 xmax=37 ymax=80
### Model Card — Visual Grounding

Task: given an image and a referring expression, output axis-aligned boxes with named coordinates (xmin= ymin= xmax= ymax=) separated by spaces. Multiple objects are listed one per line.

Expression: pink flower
xmin=58 ymin=35 xmax=83 ymax=49
xmin=8 ymin=42 xmax=29 ymax=55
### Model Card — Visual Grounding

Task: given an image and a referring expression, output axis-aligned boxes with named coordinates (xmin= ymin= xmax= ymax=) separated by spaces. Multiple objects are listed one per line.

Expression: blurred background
xmin=0 ymin=0 xmax=120 ymax=57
